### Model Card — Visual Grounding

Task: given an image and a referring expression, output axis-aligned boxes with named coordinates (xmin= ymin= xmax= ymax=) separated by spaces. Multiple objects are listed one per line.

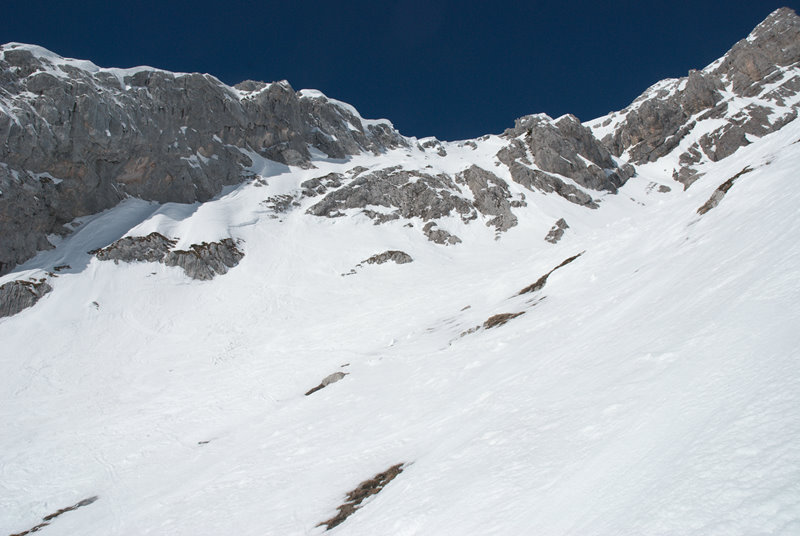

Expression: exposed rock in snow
xmin=0 ymin=278 xmax=52 ymax=318
xmin=455 ymin=165 xmax=519 ymax=232
xmin=306 ymin=167 xmax=475 ymax=223
xmin=305 ymin=371 xmax=349 ymax=396
xmin=544 ymin=218 xmax=570 ymax=244
xmin=318 ymin=463 xmax=405 ymax=530
xmin=697 ymin=166 xmax=753 ymax=215
xmin=94 ymin=234 xmax=243 ymax=280
xmin=92 ymin=232 xmax=176 ymax=263
xmin=422 ymin=221 xmax=462 ymax=245
xmin=163 ymin=239 xmax=244 ymax=280
xmin=518 ymin=252 xmax=584 ymax=295
xmin=361 ymin=250 xmax=413 ymax=265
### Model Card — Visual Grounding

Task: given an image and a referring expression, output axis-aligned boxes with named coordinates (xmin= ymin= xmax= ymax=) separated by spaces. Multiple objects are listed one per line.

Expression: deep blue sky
xmin=2 ymin=1 xmax=798 ymax=140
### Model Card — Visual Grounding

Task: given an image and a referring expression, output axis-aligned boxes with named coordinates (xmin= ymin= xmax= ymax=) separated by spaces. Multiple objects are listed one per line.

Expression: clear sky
xmin=2 ymin=1 xmax=798 ymax=140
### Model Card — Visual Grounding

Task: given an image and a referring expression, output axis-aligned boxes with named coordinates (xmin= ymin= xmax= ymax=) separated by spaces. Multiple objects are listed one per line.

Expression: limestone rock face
xmin=362 ymin=251 xmax=414 ymax=265
xmin=0 ymin=44 xmax=407 ymax=274
xmin=94 ymin=234 xmax=244 ymax=280
xmin=545 ymin=218 xmax=569 ymax=244
xmin=0 ymin=278 xmax=52 ymax=318
xmin=92 ymin=233 xmax=176 ymax=263
xmin=497 ymin=113 xmax=633 ymax=208
xmin=455 ymin=165 xmax=518 ymax=232
xmin=306 ymin=167 xmax=477 ymax=223
xmin=592 ymin=8 xmax=800 ymax=188
xmin=163 ymin=239 xmax=244 ymax=280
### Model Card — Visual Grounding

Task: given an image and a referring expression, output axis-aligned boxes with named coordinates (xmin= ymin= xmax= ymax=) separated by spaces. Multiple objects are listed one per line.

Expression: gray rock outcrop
xmin=92 ymin=232 xmax=176 ymax=263
xmin=423 ymin=222 xmax=462 ymax=245
xmin=544 ymin=218 xmax=569 ymax=244
xmin=94 ymin=234 xmax=244 ymax=280
xmin=163 ymin=239 xmax=244 ymax=280
xmin=305 ymin=371 xmax=348 ymax=396
xmin=455 ymin=165 xmax=519 ymax=231
xmin=697 ymin=166 xmax=753 ymax=215
xmin=0 ymin=278 xmax=52 ymax=318
xmin=362 ymin=250 xmax=414 ymax=265
xmin=497 ymin=114 xmax=633 ymax=207
xmin=306 ymin=167 xmax=477 ymax=223
xmin=0 ymin=44 xmax=408 ymax=274
xmin=594 ymin=8 xmax=800 ymax=188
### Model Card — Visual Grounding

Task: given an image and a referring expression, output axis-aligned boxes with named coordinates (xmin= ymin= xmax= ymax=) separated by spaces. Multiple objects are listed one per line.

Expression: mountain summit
xmin=2 ymin=8 xmax=800 ymax=536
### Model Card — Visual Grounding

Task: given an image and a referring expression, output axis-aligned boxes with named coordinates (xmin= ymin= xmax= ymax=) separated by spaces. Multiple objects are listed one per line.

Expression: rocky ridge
xmin=588 ymin=7 xmax=800 ymax=187
xmin=2 ymin=8 xmax=799 ymax=277
xmin=0 ymin=45 xmax=406 ymax=274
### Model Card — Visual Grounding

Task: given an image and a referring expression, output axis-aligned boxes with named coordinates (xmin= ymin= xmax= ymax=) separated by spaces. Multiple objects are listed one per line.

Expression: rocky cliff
xmin=0 ymin=46 xmax=407 ymax=274
xmin=1 ymin=7 xmax=799 ymax=275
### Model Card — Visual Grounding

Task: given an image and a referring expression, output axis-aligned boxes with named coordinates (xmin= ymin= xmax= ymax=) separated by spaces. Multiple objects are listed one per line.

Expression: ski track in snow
xmin=1 ymin=120 xmax=800 ymax=535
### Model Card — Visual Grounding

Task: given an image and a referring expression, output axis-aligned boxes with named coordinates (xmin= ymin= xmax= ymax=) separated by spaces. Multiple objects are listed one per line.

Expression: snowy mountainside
xmin=2 ymin=7 xmax=800 ymax=536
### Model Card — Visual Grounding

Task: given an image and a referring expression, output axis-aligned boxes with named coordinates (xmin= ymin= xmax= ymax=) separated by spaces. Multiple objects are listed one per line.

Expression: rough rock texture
xmin=362 ymin=250 xmax=413 ymax=265
xmin=317 ymin=463 xmax=405 ymax=530
xmin=92 ymin=232 xmax=176 ymax=263
xmin=498 ymin=113 xmax=634 ymax=206
xmin=94 ymin=234 xmax=243 ymax=280
xmin=697 ymin=166 xmax=753 ymax=215
xmin=0 ymin=44 xmax=407 ymax=274
xmin=508 ymin=163 xmax=598 ymax=208
xmin=545 ymin=218 xmax=569 ymax=244
xmin=0 ymin=278 xmax=52 ymax=318
xmin=518 ymin=252 xmax=584 ymax=295
xmin=483 ymin=311 xmax=525 ymax=329
xmin=423 ymin=222 xmax=462 ymax=245
xmin=163 ymin=239 xmax=244 ymax=280
xmin=595 ymin=8 xmax=800 ymax=188
xmin=305 ymin=371 xmax=349 ymax=396
xmin=307 ymin=167 xmax=476 ymax=223
xmin=455 ymin=165 xmax=519 ymax=231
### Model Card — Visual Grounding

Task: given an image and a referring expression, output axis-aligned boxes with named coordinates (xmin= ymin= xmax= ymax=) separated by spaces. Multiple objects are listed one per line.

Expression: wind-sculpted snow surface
xmin=2 ymin=8 xmax=800 ymax=536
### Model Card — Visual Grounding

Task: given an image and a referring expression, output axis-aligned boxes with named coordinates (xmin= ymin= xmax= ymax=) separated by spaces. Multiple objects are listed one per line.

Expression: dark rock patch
xmin=163 ymin=239 xmax=244 ymax=280
xmin=307 ymin=167 xmax=476 ymax=224
xmin=362 ymin=250 xmax=413 ymax=265
xmin=305 ymin=371 xmax=349 ymax=396
xmin=483 ymin=311 xmax=525 ymax=329
xmin=9 ymin=496 xmax=98 ymax=536
xmin=92 ymin=232 xmax=176 ymax=263
xmin=261 ymin=194 xmax=299 ymax=214
xmin=545 ymin=218 xmax=569 ymax=244
xmin=318 ymin=464 xmax=405 ymax=530
xmin=423 ymin=222 xmax=461 ymax=245
xmin=518 ymin=252 xmax=584 ymax=295
xmin=697 ymin=166 xmax=753 ymax=215
xmin=456 ymin=165 xmax=519 ymax=231
xmin=94 ymin=234 xmax=244 ymax=280
xmin=0 ymin=278 xmax=53 ymax=318
xmin=508 ymin=163 xmax=598 ymax=208
xmin=300 ymin=172 xmax=344 ymax=197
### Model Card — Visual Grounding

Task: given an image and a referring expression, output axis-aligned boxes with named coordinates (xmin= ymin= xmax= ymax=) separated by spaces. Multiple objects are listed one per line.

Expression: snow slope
xmin=1 ymin=105 xmax=799 ymax=535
